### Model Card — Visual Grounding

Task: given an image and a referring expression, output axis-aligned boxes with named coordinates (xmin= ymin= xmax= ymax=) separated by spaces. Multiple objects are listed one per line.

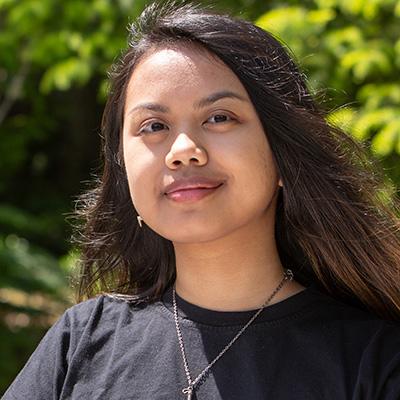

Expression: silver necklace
xmin=172 ymin=269 xmax=294 ymax=399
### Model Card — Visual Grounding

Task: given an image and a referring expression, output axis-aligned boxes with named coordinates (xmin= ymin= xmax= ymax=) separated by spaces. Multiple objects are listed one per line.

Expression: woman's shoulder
xmin=61 ymin=293 xmax=161 ymax=331
xmin=302 ymin=285 xmax=400 ymax=344
xmin=306 ymin=285 xmax=396 ymax=320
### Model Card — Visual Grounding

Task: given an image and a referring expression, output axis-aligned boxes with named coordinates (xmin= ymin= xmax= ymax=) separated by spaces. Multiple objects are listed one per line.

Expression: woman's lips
xmin=165 ymin=184 xmax=223 ymax=202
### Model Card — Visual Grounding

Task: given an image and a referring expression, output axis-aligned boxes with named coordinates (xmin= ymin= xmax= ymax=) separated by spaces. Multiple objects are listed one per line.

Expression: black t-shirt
xmin=3 ymin=284 xmax=400 ymax=399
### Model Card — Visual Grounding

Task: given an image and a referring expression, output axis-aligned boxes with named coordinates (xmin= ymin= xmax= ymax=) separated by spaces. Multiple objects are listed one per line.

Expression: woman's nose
xmin=165 ymin=132 xmax=208 ymax=169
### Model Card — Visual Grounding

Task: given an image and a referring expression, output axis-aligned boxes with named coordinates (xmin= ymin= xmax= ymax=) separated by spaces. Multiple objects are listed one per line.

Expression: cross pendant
xmin=182 ymin=386 xmax=193 ymax=399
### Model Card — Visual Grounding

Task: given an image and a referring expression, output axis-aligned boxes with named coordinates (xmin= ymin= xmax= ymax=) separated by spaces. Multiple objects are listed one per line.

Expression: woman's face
xmin=122 ymin=45 xmax=281 ymax=243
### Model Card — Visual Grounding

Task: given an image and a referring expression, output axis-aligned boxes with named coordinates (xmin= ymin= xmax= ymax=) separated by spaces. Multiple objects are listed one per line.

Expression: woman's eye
xmin=207 ymin=114 xmax=232 ymax=124
xmin=139 ymin=121 xmax=168 ymax=134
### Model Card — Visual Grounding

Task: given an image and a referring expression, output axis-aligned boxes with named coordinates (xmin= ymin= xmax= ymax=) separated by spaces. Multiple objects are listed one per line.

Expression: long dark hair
xmin=73 ymin=1 xmax=400 ymax=320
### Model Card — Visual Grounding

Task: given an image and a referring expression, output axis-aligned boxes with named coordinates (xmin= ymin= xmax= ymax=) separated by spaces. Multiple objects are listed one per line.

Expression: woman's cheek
xmin=126 ymin=155 xmax=160 ymax=209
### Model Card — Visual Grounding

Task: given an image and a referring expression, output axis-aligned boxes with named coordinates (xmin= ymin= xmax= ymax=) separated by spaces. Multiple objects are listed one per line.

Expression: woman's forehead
xmin=125 ymin=45 xmax=247 ymax=104
xmin=137 ymin=41 xmax=222 ymax=69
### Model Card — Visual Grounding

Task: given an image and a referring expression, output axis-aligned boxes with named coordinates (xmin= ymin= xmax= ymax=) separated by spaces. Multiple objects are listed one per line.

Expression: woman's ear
xmin=278 ymin=178 xmax=283 ymax=187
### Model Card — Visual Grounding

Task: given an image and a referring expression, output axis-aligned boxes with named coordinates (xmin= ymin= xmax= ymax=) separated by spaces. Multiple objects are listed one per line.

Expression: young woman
xmin=4 ymin=2 xmax=400 ymax=399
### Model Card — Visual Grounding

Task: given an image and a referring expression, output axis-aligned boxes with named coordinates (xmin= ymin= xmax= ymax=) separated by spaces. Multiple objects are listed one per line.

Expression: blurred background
xmin=1 ymin=0 xmax=399 ymax=393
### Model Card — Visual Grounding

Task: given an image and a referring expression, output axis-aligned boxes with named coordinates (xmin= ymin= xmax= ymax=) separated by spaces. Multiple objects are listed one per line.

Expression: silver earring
xmin=137 ymin=215 xmax=143 ymax=228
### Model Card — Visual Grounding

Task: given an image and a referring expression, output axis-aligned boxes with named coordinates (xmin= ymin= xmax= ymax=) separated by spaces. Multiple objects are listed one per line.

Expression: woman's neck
xmin=173 ymin=222 xmax=305 ymax=312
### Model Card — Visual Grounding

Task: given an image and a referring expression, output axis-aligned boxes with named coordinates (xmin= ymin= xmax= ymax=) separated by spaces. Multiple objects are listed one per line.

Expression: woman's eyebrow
xmin=195 ymin=90 xmax=248 ymax=109
xmin=127 ymin=90 xmax=247 ymax=116
xmin=128 ymin=103 xmax=168 ymax=116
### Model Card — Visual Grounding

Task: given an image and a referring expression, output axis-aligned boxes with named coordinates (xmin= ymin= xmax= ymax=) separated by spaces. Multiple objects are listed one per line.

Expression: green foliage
xmin=256 ymin=0 xmax=400 ymax=165
xmin=0 ymin=234 xmax=68 ymax=297
xmin=0 ymin=0 xmax=148 ymax=393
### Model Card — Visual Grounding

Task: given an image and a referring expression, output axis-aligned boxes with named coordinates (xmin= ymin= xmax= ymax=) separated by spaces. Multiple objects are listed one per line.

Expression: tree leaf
xmin=371 ymin=119 xmax=400 ymax=156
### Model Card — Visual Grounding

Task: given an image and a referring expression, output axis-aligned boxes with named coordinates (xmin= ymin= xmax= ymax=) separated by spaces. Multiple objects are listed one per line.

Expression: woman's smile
xmin=165 ymin=183 xmax=224 ymax=203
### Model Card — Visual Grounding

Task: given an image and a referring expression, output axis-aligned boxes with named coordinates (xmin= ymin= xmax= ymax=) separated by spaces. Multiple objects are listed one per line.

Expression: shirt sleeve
xmin=2 ymin=310 xmax=72 ymax=400
xmin=353 ymin=321 xmax=400 ymax=400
